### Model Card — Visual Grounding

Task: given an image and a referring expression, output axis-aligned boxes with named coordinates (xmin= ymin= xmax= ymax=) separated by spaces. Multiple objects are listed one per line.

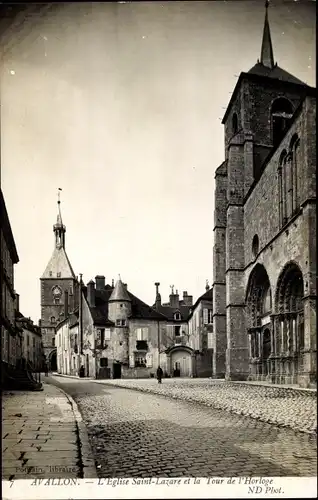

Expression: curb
xmin=50 ymin=384 xmax=97 ymax=478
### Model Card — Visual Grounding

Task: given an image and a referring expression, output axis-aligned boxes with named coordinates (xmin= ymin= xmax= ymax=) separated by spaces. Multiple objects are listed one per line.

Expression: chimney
xmin=183 ymin=292 xmax=193 ymax=306
xmin=154 ymin=282 xmax=161 ymax=309
xmin=169 ymin=288 xmax=179 ymax=308
xmin=15 ymin=292 xmax=19 ymax=313
xmin=64 ymin=290 xmax=69 ymax=318
xmin=95 ymin=275 xmax=105 ymax=290
xmin=87 ymin=280 xmax=95 ymax=307
xmin=123 ymin=283 xmax=128 ymax=289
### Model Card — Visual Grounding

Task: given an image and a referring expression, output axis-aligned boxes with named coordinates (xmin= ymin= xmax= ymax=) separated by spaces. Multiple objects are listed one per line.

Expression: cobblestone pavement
xmin=91 ymin=378 xmax=317 ymax=435
xmin=49 ymin=376 xmax=317 ymax=478
xmin=2 ymin=383 xmax=81 ymax=479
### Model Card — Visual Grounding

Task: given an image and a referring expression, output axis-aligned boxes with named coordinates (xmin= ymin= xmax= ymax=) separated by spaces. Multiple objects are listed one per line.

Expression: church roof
xmin=109 ymin=279 xmax=131 ymax=302
xmin=41 ymin=247 xmax=76 ymax=279
xmin=247 ymin=63 xmax=306 ymax=86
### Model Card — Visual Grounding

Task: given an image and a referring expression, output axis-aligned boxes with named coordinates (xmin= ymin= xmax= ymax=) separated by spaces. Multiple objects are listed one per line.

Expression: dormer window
xmin=174 ymin=312 xmax=181 ymax=321
xmin=57 ymin=272 xmax=61 ymax=278
xmin=116 ymin=319 xmax=126 ymax=327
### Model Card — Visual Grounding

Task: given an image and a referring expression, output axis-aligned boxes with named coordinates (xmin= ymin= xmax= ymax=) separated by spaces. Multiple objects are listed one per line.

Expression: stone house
xmin=212 ymin=3 xmax=316 ymax=387
xmin=56 ymin=277 xmax=168 ymax=379
xmin=188 ymin=284 xmax=213 ymax=378
xmin=16 ymin=310 xmax=44 ymax=372
xmin=1 ymin=189 xmax=21 ymax=383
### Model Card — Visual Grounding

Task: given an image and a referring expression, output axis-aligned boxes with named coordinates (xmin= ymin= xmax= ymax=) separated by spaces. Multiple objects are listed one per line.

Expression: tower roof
xmin=109 ymin=278 xmax=131 ymax=302
xmin=260 ymin=0 xmax=274 ymax=69
xmin=41 ymin=246 xmax=76 ymax=279
xmin=41 ymin=189 xmax=75 ymax=279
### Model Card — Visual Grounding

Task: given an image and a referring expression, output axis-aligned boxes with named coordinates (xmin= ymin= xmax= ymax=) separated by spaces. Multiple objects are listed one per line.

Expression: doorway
xmin=50 ymin=351 xmax=57 ymax=372
xmin=113 ymin=362 xmax=121 ymax=379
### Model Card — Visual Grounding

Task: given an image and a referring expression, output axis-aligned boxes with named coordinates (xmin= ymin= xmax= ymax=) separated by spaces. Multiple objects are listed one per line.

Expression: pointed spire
xmin=260 ymin=0 xmax=274 ymax=69
xmin=109 ymin=278 xmax=131 ymax=302
xmin=53 ymin=188 xmax=66 ymax=249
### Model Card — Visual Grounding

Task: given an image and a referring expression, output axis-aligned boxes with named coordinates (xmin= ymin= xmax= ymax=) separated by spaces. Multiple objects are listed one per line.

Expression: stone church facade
xmin=212 ymin=4 xmax=316 ymax=388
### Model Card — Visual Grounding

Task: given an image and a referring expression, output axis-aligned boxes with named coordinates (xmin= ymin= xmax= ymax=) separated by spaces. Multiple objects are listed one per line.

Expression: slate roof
xmin=188 ymin=288 xmax=213 ymax=320
xmin=155 ymin=305 xmax=192 ymax=322
xmin=248 ymin=63 xmax=306 ymax=86
xmin=82 ymin=284 xmax=168 ymax=326
xmin=41 ymin=247 xmax=76 ymax=279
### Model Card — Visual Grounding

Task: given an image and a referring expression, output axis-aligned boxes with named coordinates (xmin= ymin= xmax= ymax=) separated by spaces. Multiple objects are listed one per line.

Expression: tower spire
xmin=53 ymin=188 xmax=66 ymax=249
xmin=260 ymin=0 xmax=274 ymax=69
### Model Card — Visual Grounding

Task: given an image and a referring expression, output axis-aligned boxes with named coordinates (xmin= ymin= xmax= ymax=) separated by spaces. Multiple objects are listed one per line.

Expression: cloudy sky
xmin=1 ymin=1 xmax=316 ymax=322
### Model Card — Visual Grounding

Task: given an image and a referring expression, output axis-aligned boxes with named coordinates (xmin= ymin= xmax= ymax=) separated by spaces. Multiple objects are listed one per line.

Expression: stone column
xmin=299 ymin=297 xmax=317 ymax=388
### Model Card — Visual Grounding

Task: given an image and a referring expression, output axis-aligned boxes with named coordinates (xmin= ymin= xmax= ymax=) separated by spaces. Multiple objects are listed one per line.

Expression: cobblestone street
xmin=49 ymin=376 xmax=317 ymax=478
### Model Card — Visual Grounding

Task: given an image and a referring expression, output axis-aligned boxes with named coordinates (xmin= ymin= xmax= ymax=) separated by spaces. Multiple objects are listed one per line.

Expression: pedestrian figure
xmin=156 ymin=366 xmax=163 ymax=384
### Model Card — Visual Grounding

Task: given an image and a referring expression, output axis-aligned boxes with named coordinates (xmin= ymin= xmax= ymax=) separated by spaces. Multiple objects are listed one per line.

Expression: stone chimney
xmin=169 ymin=288 xmax=179 ymax=308
xmin=15 ymin=292 xmax=19 ymax=313
xmin=154 ymin=282 xmax=161 ymax=309
xmin=123 ymin=283 xmax=128 ymax=289
xmin=95 ymin=275 xmax=105 ymax=290
xmin=87 ymin=280 xmax=95 ymax=307
xmin=182 ymin=291 xmax=193 ymax=306
xmin=64 ymin=290 xmax=69 ymax=318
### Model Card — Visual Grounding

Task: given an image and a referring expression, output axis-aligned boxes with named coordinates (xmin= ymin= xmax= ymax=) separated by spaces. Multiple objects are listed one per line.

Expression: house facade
xmin=16 ymin=311 xmax=44 ymax=372
xmin=212 ymin=3 xmax=316 ymax=387
xmin=188 ymin=284 xmax=213 ymax=378
xmin=1 ymin=189 xmax=21 ymax=383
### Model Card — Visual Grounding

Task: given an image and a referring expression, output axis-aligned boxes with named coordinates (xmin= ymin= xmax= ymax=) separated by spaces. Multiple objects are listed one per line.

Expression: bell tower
xmin=40 ymin=190 xmax=78 ymax=370
xmin=213 ymin=1 xmax=310 ymax=381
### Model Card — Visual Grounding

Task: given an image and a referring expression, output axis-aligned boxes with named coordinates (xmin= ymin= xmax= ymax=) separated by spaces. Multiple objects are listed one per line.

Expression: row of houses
xmin=1 ymin=189 xmax=45 ymax=390
xmin=55 ymin=277 xmax=213 ymax=379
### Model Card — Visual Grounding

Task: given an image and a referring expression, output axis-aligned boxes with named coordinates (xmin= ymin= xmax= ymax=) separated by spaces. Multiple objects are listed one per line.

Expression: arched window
xmin=252 ymin=235 xmax=259 ymax=258
xmin=289 ymin=134 xmax=300 ymax=213
xmin=271 ymin=98 xmax=293 ymax=147
xmin=174 ymin=312 xmax=181 ymax=321
xmin=50 ymin=316 xmax=56 ymax=324
xmin=278 ymin=150 xmax=287 ymax=227
xmin=232 ymin=113 xmax=238 ymax=135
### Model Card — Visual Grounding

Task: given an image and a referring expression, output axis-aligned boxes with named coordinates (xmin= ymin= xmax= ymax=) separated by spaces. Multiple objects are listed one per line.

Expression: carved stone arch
xmin=274 ymin=261 xmax=304 ymax=314
xmin=245 ymin=264 xmax=272 ymax=329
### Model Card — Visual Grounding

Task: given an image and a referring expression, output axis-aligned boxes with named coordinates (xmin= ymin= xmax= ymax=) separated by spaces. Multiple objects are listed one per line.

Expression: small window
xmin=54 ymin=297 xmax=60 ymax=305
xmin=121 ymin=320 xmax=126 ymax=326
xmin=116 ymin=319 xmax=121 ymax=326
xmin=33 ymin=337 xmax=35 ymax=347
xmin=52 ymin=337 xmax=55 ymax=347
xmin=232 ymin=112 xmax=238 ymax=134
xmin=50 ymin=316 xmax=56 ymax=324
xmin=49 ymin=271 xmax=52 ymax=277
xmin=100 ymin=357 xmax=108 ymax=367
xmin=208 ymin=310 xmax=213 ymax=324
xmin=203 ymin=308 xmax=208 ymax=325
xmin=57 ymin=272 xmax=61 ymax=278
xmin=27 ymin=335 xmax=30 ymax=346
xmin=252 ymin=235 xmax=259 ymax=258
xmin=135 ymin=354 xmax=147 ymax=368
xmin=174 ymin=325 xmax=181 ymax=337
xmin=174 ymin=312 xmax=181 ymax=321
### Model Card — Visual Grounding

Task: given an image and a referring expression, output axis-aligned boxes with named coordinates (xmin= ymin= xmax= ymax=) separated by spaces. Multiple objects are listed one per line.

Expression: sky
xmin=1 ymin=0 xmax=316 ymax=323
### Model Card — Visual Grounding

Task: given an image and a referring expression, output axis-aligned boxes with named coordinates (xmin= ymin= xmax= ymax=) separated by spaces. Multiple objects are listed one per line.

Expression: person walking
xmin=156 ymin=365 xmax=163 ymax=384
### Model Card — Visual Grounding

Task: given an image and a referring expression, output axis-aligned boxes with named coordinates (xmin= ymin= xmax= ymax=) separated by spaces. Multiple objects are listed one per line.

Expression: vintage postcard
xmin=1 ymin=1 xmax=316 ymax=499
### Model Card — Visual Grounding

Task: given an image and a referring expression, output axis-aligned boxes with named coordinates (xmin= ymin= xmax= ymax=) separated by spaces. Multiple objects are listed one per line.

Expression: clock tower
xmin=40 ymin=192 xmax=78 ymax=370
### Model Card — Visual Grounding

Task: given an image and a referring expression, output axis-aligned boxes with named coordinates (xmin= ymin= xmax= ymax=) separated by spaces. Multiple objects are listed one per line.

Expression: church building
xmin=212 ymin=2 xmax=316 ymax=388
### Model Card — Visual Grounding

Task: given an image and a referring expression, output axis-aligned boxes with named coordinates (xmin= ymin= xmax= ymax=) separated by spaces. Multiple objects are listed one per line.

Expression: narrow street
xmin=48 ymin=376 xmax=317 ymax=478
